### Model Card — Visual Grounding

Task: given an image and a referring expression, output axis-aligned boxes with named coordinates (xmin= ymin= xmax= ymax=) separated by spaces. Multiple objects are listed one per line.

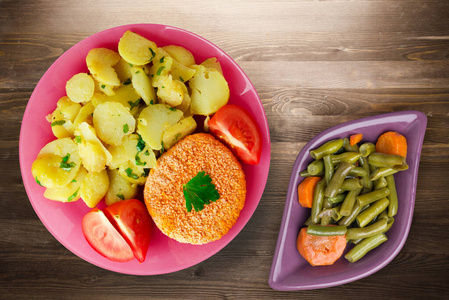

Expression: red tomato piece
xmin=81 ymin=207 xmax=134 ymax=262
xmin=104 ymin=199 xmax=151 ymax=263
xmin=209 ymin=104 xmax=263 ymax=165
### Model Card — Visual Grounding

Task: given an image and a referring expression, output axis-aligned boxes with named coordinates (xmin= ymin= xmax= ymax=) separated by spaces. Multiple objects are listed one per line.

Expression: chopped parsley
xmin=169 ymin=107 xmax=177 ymax=111
xmin=128 ymin=98 xmax=141 ymax=110
xmin=123 ymin=78 xmax=132 ymax=85
xmin=156 ymin=66 xmax=165 ymax=76
xmin=160 ymin=56 xmax=165 ymax=63
xmin=51 ymin=120 xmax=66 ymax=127
xmin=101 ymin=84 xmax=106 ymax=89
xmin=135 ymin=153 xmax=146 ymax=166
xmin=173 ymin=133 xmax=182 ymax=142
xmin=149 ymin=47 xmax=156 ymax=59
xmin=123 ymin=124 xmax=129 ymax=134
xmin=71 ymin=179 xmax=77 ymax=183
xmin=125 ymin=167 xmax=139 ymax=179
xmin=183 ymin=171 xmax=220 ymax=212
xmin=68 ymin=188 xmax=79 ymax=202
xmin=136 ymin=134 xmax=146 ymax=152
xmin=128 ymin=63 xmax=134 ymax=67
xmin=179 ymin=76 xmax=184 ymax=82
xmin=116 ymin=194 xmax=125 ymax=200
xmin=35 ymin=176 xmax=43 ymax=186
xmin=150 ymin=100 xmax=154 ymax=105
xmin=160 ymin=141 xmax=165 ymax=155
xmin=60 ymin=153 xmax=76 ymax=171
xmin=74 ymin=135 xmax=82 ymax=143
xmin=135 ymin=70 xmax=140 ymax=74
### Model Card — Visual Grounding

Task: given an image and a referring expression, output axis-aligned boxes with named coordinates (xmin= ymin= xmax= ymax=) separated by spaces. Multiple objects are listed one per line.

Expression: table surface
xmin=1 ymin=0 xmax=448 ymax=299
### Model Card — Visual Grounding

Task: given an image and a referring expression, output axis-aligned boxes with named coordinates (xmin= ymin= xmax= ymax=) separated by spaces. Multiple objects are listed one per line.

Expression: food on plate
xmin=297 ymin=132 xmax=407 ymax=265
xmin=375 ymin=131 xmax=407 ymax=158
xmin=144 ymin=133 xmax=246 ymax=245
xmin=208 ymin=104 xmax=262 ymax=165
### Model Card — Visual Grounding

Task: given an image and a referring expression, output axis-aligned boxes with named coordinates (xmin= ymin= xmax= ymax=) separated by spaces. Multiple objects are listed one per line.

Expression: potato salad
xmin=31 ymin=30 xmax=231 ymax=208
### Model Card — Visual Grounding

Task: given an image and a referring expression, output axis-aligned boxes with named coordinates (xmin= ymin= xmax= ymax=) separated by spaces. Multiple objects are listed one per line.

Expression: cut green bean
xmin=357 ymin=187 xmax=390 ymax=207
xmin=349 ymin=238 xmax=364 ymax=245
xmin=330 ymin=152 xmax=361 ymax=164
xmin=359 ymin=142 xmax=376 ymax=157
xmin=340 ymin=178 xmax=363 ymax=191
xmin=338 ymin=203 xmax=368 ymax=227
xmin=368 ymin=152 xmax=407 ymax=168
xmin=310 ymin=180 xmax=325 ymax=224
xmin=306 ymin=225 xmax=347 ymax=236
xmin=343 ymin=138 xmax=359 ymax=152
xmin=370 ymin=167 xmax=399 ymax=181
xmin=307 ymin=159 xmax=324 ymax=176
xmin=345 ymin=233 xmax=388 ymax=263
xmin=328 ymin=193 xmax=346 ymax=204
xmin=320 ymin=197 xmax=333 ymax=226
xmin=310 ymin=139 xmax=344 ymax=160
xmin=348 ymin=167 xmax=367 ymax=177
xmin=318 ymin=206 xmax=343 ymax=222
xmin=300 ymin=169 xmax=324 ymax=177
xmin=323 ymin=154 xmax=334 ymax=186
xmin=374 ymin=177 xmax=388 ymax=190
xmin=346 ymin=218 xmax=388 ymax=240
xmin=359 ymin=156 xmax=373 ymax=191
xmin=356 ymin=197 xmax=390 ymax=228
xmin=324 ymin=162 xmax=355 ymax=198
xmin=340 ymin=187 xmax=362 ymax=216
xmin=386 ymin=174 xmax=398 ymax=217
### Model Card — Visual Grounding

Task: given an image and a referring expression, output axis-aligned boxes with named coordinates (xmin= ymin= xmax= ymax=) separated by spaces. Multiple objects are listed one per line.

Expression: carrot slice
xmin=296 ymin=227 xmax=347 ymax=266
xmin=349 ymin=133 xmax=363 ymax=146
xmin=376 ymin=131 xmax=407 ymax=158
xmin=297 ymin=177 xmax=321 ymax=208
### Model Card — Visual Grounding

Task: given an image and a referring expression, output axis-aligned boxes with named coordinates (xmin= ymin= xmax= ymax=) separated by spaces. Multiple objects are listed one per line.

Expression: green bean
xmin=359 ymin=142 xmax=375 ymax=157
xmin=359 ymin=156 xmax=373 ymax=191
xmin=318 ymin=205 xmax=343 ymax=221
xmin=338 ymin=203 xmax=368 ymax=227
xmin=385 ymin=174 xmax=398 ymax=217
xmin=307 ymin=159 xmax=324 ymax=176
xmin=330 ymin=152 xmax=362 ymax=164
xmin=306 ymin=225 xmax=347 ymax=236
xmin=357 ymin=187 xmax=390 ymax=207
xmin=323 ymin=155 xmax=334 ymax=186
xmin=368 ymin=152 xmax=407 ymax=168
xmin=374 ymin=177 xmax=388 ymax=190
xmin=346 ymin=218 xmax=388 ymax=240
xmin=304 ymin=216 xmax=313 ymax=226
xmin=310 ymin=180 xmax=325 ymax=224
xmin=348 ymin=167 xmax=367 ymax=177
xmin=384 ymin=217 xmax=395 ymax=233
xmin=300 ymin=169 xmax=324 ymax=177
xmin=349 ymin=238 xmax=364 ymax=245
xmin=340 ymin=178 xmax=363 ymax=191
xmin=310 ymin=139 xmax=344 ymax=160
xmin=370 ymin=167 xmax=399 ymax=181
xmin=356 ymin=198 xmax=390 ymax=228
xmin=324 ymin=162 xmax=355 ymax=198
xmin=343 ymin=138 xmax=359 ymax=152
xmin=328 ymin=193 xmax=346 ymax=204
xmin=345 ymin=233 xmax=388 ymax=263
xmin=340 ymin=187 xmax=362 ymax=216
xmin=320 ymin=197 xmax=333 ymax=226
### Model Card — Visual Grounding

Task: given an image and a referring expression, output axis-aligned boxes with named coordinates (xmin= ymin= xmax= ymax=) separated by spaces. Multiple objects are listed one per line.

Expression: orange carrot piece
xmin=296 ymin=227 xmax=347 ymax=266
xmin=376 ymin=131 xmax=407 ymax=158
xmin=349 ymin=133 xmax=363 ymax=146
xmin=297 ymin=177 xmax=321 ymax=208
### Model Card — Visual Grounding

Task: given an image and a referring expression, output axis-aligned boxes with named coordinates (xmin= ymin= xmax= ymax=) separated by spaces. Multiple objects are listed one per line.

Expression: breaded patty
xmin=144 ymin=133 xmax=246 ymax=245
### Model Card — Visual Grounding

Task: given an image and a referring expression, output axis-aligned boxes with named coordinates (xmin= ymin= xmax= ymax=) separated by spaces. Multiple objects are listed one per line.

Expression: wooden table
xmin=1 ymin=0 xmax=448 ymax=298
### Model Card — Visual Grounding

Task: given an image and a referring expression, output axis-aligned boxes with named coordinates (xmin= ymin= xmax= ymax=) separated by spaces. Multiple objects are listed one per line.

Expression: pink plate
xmin=19 ymin=24 xmax=271 ymax=275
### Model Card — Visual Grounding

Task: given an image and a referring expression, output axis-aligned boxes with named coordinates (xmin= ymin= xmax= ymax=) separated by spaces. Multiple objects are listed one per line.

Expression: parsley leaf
xmin=123 ymin=78 xmax=132 ymax=85
xmin=156 ymin=66 xmax=165 ymax=76
xmin=125 ymin=167 xmax=139 ymax=179
xmin=123 ymin=123 xmax=129 ymax=134
xmin=128 ymin=98 xmax=141 ymax=110
xmin=60 ymin=153 xmax=76 ymax=171
xmin=51 ymin=120 xmax=66 ymax=127
xmin=68 ymin=188 xmax=79 ymax=202
xmin=117 ymin=194 xmax=125 ymax=200
xmin=35 ymin=176 xmax=43 ymax=186
xmin=183 ymin=171 xmax=220 ymax=212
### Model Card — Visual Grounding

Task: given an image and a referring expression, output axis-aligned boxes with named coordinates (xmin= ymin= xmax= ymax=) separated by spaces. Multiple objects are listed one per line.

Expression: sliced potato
xmin=94 ymin=79 xmax=116 ymax=96
xmin=105 ymin=168 xmax=138 ymax=206
xmin=86 ymin=48 xmax=121 ymax=86
xmin=66 ymin=73 xmax=95 ymax=103
xmin=73 ymin=101 xmax=95 ymax=128
xmin=118 ymin=31 xmax=157 ymax=66
xmin=156 ymin=75 xmax=184 ymax=107
xmin=137 ymin=104 xmax=183 ymax=150
xmin=162 ymin=116 xmax=197 ymax=149
xmin=162 ymin=45 xmax=196 ymax=67
xmin=44 ymin=167 xmax=87 ymax=202
xmin=131 ymin=66 xmax=156 ymax=105
xmin=80 ymin=169 xmax=109 ymax=208
xmin=31 ymin=138 xmax=81 ymax=188
xmin=170 ymin=59 xmax=196 ymax=83
xmin=76 ymin=122 xmax=112 ymax=172
xmin=114 ymin=57 xmax=134 ymax=83
xmin=57 ymin=96 xmax=82 ymax=121
xmin=149 ymin=53 xmax=173 ymax=87
xmin=108 ymin=134 xmax=156 ymax=171
xmin=49 ymin=108 xmax=73 ymax=138
xmin=93 ymin=102 xmax=136 ymax=146
xmin=201 ymin=57 xmax=223 ymax=75
xmin=189 ymin=64 xmax=230 ymax=115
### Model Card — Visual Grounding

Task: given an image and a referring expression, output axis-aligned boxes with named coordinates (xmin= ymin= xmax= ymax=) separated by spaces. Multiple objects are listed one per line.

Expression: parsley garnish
xmin=123 ymin=78 xmax=132 ymax=85
xmin=136 ymin=134 xmax=146 ymax=152
xmin=125 ymin=167 xmax=139 ymax=179
xmin=51 ymin=120 xmax=66 ymax=127
xmin=128 ymin=98 xmax=141 ymax=110
xmin=160 ymin=141 xmax=165 ymax=155
xmin=128 ymin=63 xmax=134 ymax=67
xmin=123 ymin=124 xmax=129 ymax=134
xmin=117 ymin=194 xmax=125 ymax=200
xmin=150 ymin=100 xmax=154 ymax=105
xmin=183 ymin=171 xmax=220 ymax=212
xmin=74 ymin=136 xmax=82 ymax=143
xmin=135 ymin=70 xmax=140 ymax=74
xmin=60 ymin=153 xmax=76 ymax=171
xmin=35 ymin=176 xmax=43 ymax=186
xmin=68 ymin=188 xmax=79 ymax=202
xmin=135 ymin=153 xmax=146 ymax=166
xmin=149 ymin=47 xmax=156 ymax=59
xmin=160 ymin=56 xmax=165 ymax=63
xmin=169 ymin=107 xmax=177 ymax=111
xmin=101 ymin=84 xmax=106 ymax=89
xmin=179 ymin=76 xmax=184 ymax=82
xmin=156 ymin=66 xmax=165 ymax=76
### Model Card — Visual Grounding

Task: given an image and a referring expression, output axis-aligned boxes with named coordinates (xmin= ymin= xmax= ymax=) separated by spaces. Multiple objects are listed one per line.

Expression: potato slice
xmin=156 ymin=75 xmax=184 ymax=107
xmin=131 ymin=66 xmax=157 ymax=105
xmin=93 ymin=102 xmax=136 ymax=146
xmin=162 ymin=116 xmax=197 ymax=149
xmin=105 ymin=168 xmax=138 ymax=206
xmin=66 ymin=73 xmax=95 ymax=103
xmin=137 ymin=104 xmax=183 ymax=150
xmin=57 ymin=96 xmax=82 ymax=121
xmin=80 ymin=169 xmax=109 ymax=208
xmin=76 ymin=122 xmax=112 ymax=172
xmin=31 ymin=138 xmax=81 ymax=188
xmin=86 ymin=48 xmax=121 ymax=86
xmin=162 ymin=45 xmax=196 ymax=67
xmin=49 ymin=108 xmax=73 ymax=138
xmin=189 ymin=65 xmax=229 ymax=115
xmin=149 ymin=53 xmax=173 ymax=87
xmin=118 ymin=31 xmax=157 ymax=66
xmin=114 ymin=57 xmax=134 ymax=83
xmin=73 ymin=101 xmax=94 ymax=128
xmin=44 ymin=167 xmax=87 ymax=203
xmin=201 ymin=57 xmax=223 ymax=75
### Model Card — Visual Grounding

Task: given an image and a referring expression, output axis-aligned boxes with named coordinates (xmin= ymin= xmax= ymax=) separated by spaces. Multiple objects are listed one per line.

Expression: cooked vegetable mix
xmin=296 ymin=131 xmax=408 ymax=266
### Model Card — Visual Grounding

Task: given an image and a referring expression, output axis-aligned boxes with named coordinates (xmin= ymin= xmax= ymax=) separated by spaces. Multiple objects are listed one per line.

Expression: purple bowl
xmin=269 ymin=111 xmax=427 ymax=291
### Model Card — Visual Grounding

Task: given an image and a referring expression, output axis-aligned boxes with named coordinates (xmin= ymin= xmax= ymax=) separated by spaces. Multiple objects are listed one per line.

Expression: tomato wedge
xmin=209 ymin=104 xmax=262 ymax=165
xmin=104 ymin=199 xmax=151 ymax=263
xmin=81 ymin=207 xmax=134 ymax=262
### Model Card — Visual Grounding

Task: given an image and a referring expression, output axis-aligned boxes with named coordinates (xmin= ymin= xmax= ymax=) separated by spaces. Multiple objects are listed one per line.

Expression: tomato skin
xmin=104 ymin=199 xmax=151 ymax=263
xmin=209 ymin=104 xmax=262 ymax=165
xmin=81 ymin=207 xmax=134 ymax=262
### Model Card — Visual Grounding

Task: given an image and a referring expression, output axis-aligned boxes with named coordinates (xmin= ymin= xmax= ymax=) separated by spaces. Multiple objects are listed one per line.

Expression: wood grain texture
xmin=1 ymin=0 xmax=449 ymax=299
